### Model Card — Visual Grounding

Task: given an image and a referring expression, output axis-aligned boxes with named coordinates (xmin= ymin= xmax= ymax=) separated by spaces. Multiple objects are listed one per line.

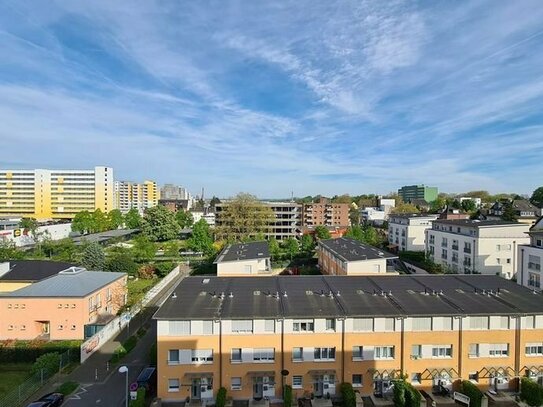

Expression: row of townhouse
xmin=154 ymin=275 xmax=543 ymax=403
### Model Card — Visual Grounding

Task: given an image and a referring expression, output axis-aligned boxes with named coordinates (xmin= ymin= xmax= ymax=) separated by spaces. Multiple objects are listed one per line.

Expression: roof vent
xmin=228 ymin=292 xmax=234 ymax=298
xmin=202 ymin=278 xmax=210 ymax=284
xmin=336 ymin=291 xmax=341 ymax=297
xmin=328 ymin=291 xmax=333 ymax=298
xmin=306 ymin=290 xmax=313 ymax=295
xmin=59 ymin=266 xmax=86 ymax=275
xmin=171 ymin=292 xmax=177 ymax=299
xmin=283 ymin=291 xmax=288 ymax=297
xmin=254 ymin=290 xmax=261 ymax=296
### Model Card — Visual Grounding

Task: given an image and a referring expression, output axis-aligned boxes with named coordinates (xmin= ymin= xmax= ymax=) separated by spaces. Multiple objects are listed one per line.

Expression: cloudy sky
xmin=1 ymin=1 xmax=542 ymax=198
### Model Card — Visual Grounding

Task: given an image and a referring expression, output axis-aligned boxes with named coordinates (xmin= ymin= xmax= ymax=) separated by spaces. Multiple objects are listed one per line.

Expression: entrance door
xmin=253 ymin=377 xmax=264 ymax=400
xmin=192 ymin=379 xmax=201 ymax=399
xmin=314 ymin=376 xmax=324 ymax=398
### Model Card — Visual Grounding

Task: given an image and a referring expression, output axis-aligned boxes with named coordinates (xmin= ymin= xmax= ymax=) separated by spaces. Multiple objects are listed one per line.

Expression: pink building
xmin=0 ymin=267 xmax=127 ymax=340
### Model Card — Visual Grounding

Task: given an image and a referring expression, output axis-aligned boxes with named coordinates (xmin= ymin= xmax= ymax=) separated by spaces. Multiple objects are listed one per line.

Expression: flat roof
xmin=432 ymin=219 xmax=523 ymax=228
xmin=389 ymin=213 xmax=438 ymax=219
xmin=319 ymin=237 xmax=397 ymax=262
xmin=214 ymin=241 xmax=270 ymax=263
xmin=2 ymin=269 xmax=126 ymax=298
xmin=154 ymin=274 xmax=543 ymax=320
xmin=71 ymin=229 xmax=139 ymax=245
xmin=0 ymin=260 xmax=75 ymax=282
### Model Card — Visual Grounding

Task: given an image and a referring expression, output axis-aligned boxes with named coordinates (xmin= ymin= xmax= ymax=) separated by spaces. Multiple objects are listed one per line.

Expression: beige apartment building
xmin=318 ymin=238 xmax=398 ymax=275
xmin=517 ymin=217 xmax=543 ymax=291
xmin=0 ymin=167 xmax=114 ymax=220
xmin=154 ymin=275 xmax=543 ymax=403
xmin=114 ymin=180 xmax=159 ymax=214
xmin=302 ymin=198 xmax=350 ymax=227
xmin=426 ymin=220 xmax=530 ymax=278
xmin=214 ymin=242 xmax=272 ymax=276
xmin=388 ymin=214 xmax=439 ymax=252
xmin=0 ymin=266 xmax=127 ymax=341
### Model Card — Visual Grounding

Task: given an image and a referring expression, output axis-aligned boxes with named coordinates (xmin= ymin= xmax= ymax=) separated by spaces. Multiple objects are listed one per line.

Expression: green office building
xmin=398 ymin=184 xmax=438 ymax=203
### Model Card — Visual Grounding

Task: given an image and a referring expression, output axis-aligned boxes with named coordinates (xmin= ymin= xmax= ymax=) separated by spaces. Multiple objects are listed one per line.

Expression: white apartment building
xmin=426 ymin=220 xmax=530 ymax=278
xmin=459 ymin=197 xmax=482 ymax=208
xmin=191 ymin=211 xmax=216 ymax=227
xmin=114 ymin=180 xmax=159 ymax=214
xmin=517 ymin=217 xmax=543 ymax=291
xmin=0 ymin=167 xmax=113 ymax=220
xmin=388 ymin=214 xmax=439 ymax=252
xmin=361 ymin=198 xmax=396 ymax=226
xmin=214 ymin=241 xmax=271 ymax=276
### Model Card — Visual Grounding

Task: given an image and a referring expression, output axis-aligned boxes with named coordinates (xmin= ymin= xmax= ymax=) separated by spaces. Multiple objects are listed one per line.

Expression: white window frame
xmin=168 ymin=349 xmax=180 ymax=365
xmin=375 ymin=346 xmax=394 ymax=360
xmin=231 ymin=348 xmax=242 ymax=362
xmin=168 ymin=378 xmax=180 ymax=392
xmin=352 ymin=374 xmax=363 ymax=387
xmin=292 ymin=376 xmax=303 ymax=389
xmin=231 ymin=377 xmax=242 ymax=391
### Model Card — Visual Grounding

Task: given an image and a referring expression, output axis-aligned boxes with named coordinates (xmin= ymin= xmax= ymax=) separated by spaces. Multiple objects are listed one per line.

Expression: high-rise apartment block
xmin=518 ymin=217 xmax=543 ymax=291
xmin=302 ymin=197 xmax=350 ymax=227
xmin=114 ymin=180 xmax=159 ymax=214
xmin=161 ymin=184 xmax=191 ymax=200
xmin=0 ymin=167 xmax=113 ymax=220
xmin=398 ymin=184 xmax=438 ymax=204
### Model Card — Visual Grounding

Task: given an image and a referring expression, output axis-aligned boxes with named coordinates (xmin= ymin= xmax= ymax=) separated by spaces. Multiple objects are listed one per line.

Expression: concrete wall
xmin=0 ymin=223 xmax=72 ymax=247
xmin=217 ymin=259 xmax=271 ymax=276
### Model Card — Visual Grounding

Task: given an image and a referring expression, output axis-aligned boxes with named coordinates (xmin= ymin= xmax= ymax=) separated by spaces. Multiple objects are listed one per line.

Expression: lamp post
xmin=119 ymin=365 xmax=128 ymax=407
xmin=127 ymin=307 xmax=131 ymax=340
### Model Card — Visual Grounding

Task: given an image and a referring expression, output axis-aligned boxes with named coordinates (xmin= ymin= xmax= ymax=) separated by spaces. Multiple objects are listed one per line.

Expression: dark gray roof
xmin=432 ymin=219 xmax=521 ymax=228
xmin=512 ymin=200 xmax=539 ymax=214
xmin=153 ymin=274 xmax=543 ymax=320
xmin=71 ymin=229 xmax=139 ymax=245
xmin=214 ymin=241 xmax=270 ymax=263
xmin=3 ymin=269 xmax=126 ymax=297
xmin=319 ymin=238 xmax=397 ymax=262
xmin=389 ymin=213 xmax=438 ymax=219
xmin=0 ymin=260 xmax=74 ymax=282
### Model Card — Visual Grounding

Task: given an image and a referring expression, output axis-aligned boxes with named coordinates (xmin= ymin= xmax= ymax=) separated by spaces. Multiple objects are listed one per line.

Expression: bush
xmin=31 ymin=352 xmax=61 ymax=375
xmin=393 ymin=380 xmax=406 ymax=407
xmin=110 ymin=345 xmax=127 ymax=363
xmin=137 ymin=264 xmax=156 ymax=279
xmin=129 ymin=387 xmax=146 ymax=407
xmin=55 ymin=381 xmax=79 ymax=395
xmin=339 ymin=382 xmax=356 ymax=407
xmin=216 ymin=387 xmax=227 ymax=407
xmin=461 ymin=380 xmax=483 ymax=407
xmin=405 ymin=382 xmax=422 ymax=407
xmin=284 ymin=384 xmax=293 ymax=407
xmin=0 ymin=340 xmax=81 ymax=363
xmin=521 ymin=377 xmax=543 ymax=407
xmin=106 ymin=253 xmax=139 ymax=276
xmin=154 ymin=261 xmax=175 ymax=277
xmin=123 ymin=336 xmax=138 ymax=353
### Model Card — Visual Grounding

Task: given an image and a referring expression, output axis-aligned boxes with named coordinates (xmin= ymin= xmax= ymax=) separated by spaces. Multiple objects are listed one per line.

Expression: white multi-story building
xmin=459 ymin=197 xmax=482 ymax=208
xmin=114 ymin=180 xmax=159 ymax=214
xmin=361 ymin=198 xmax=396 ymax=226
xmin=191 ymin=211 xmax=216 ymax=227
xmin=518 ymin=217 xmax=543 ymax=291
xmin=388 ymin=214 xmax=439 ymax=252
xmin=426 ymin=220 xmax=530 ymax=278
xmin=160 ymin=184 xmax=191 ymax=201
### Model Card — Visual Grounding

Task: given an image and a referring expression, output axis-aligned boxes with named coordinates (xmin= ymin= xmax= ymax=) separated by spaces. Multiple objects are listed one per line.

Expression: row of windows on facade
xmin=7 ymin=324 xmax=77 ymax=331
xmin=432 ymin=225 xmax=477 ymax=235
xmin=166 ymin=342 xmax=543 ymax=365
xmin=88 ymin=291 xmax=112 ymax=311
xmin=164 ymin=315 xmax=543 ymax=335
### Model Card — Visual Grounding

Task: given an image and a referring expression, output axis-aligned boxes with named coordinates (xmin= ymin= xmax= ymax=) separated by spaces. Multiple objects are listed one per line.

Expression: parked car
xmin=26 ymin=392 xmax=64 ymax=407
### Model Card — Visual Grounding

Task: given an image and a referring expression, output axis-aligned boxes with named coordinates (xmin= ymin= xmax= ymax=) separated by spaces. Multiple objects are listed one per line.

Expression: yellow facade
xmin=114 ymin=180 xmax=159 ymax=214
xmin=0 ymin=167 xmax=113 ymax=220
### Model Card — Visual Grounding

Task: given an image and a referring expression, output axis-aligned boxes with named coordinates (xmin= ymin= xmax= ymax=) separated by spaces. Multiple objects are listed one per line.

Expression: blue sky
xmin=1 ymin=1 xmax=543 ymax=198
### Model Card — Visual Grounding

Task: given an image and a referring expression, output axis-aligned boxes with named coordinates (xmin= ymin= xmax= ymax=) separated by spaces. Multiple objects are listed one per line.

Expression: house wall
xmin=517 ymin=245 xmax=543 ymax=291
xmin=318 ymin=246 xmax=389 ymax=275
xmin=216 ymin=259 xmax=271 ymax=277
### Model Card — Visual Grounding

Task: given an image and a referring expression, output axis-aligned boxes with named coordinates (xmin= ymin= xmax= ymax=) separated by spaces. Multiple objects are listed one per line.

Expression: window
xmin=411 ymin=373 xmax=421 ymax=384
xmin=429 ymin=235 xmax=435 ymax=245
xmin=411 ymin=345 xmax=422 ymax=358
xmin=293 ymin=320 xmax=314 ymax=332
xmin=375 ymin=346 xmax=394 ymax=359
xmin=489 ymin=344 xmax=509 ymax=357
xmin=412 ymin=317 xmax=432 ymax=331
xmin=528 ymin=273 xmax=541 ymax=288
xmin=352 ymin=374 xmax=363 ymax=387
xmin=469 ymin=316 xmax=488 ymax=330
xmin=525 ymin=316 xmax=536 ymax=329
xmin=168 ymin=350 xmax=180 ymax=364
xmin=498 ymin=316 xmax=509 ymax=330
xmin=20 ymin=325 xmax=26 ymax=330
xmin=293 ymin=347 xmax=303 ymax=361
xmin=441 ymin=249 xmax=447 ymax=260
xmin=384 ymin=318 xmax=395 ymax=332
xmin=169 ymin=320 xmax=190 ymax=335
xmin=58 ymin=325 xmax=63 ymax=330
xmin=191 ymin=349 xmax=213 ymax=363
xmin=431 ymin=346 xmax=452 ymax=358
xmin=232 ymin=320 xmax=253 ymax=333
xmin=168 ymin=379 xmax=180 ymax=392
xmin=528 ymin=255 xmax=541 ymax=271
xmin=442 ymin=238 xmax=448 ymax=247
xmin=231 ymin=377 xmax=242 ymax=390
xmin=292 ymin=376 xmax=303 ymax=389
xmin=253 ymin=348 xmax=274 ymax=362
xmin=231 ymin=348 xmax=242 ymax=362
xmin=352 ymin=346 xmax=363 ymax=360
xmin=203 ymin=320 xmax=213 ymax=335
xmin=264 ymin=320 xmax=275 ymax=333
xmin=71 ymin=325 xmax=76 ymax=330
xmin=8 ymin=325 xmax=14 ymax=330
xmin=469 ymin=344 xmax=479 ymax=357
xmin=353 ymin=318 xmax=373 ymax=332
xmin=464 ymin=242 xmax=472 ymax=253
xmin=526 ymin=343 xmax=543 ymax=356
xmin=96 ymin=293 xmax=101 ymax=308
xmin=326 ymin=318 xmax=336 ymax=331
xmin=314 ymin=347 xmax=335 ymax=360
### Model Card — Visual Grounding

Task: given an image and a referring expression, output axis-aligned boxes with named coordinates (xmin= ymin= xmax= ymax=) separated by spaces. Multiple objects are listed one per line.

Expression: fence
xmin=0 ymin=349 xmax=73 ymax=407
xmin=80 ymin=264 xmax=184 ymax=362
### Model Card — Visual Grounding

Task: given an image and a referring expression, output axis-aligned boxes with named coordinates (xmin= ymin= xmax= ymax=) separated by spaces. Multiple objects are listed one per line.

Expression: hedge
xmin=284 ymin=384 xmax=293 ymax=407
xmin=460 ymin=380 xmax=483 ymax=407
xmin=520 ymin=377 xmax=543 ymax=407
xmin=392 ymin=380 xmax=422 ymax=407
xmin=0 ymin=340 xmax=81 ymax=363
xmin=216 ymin=387 xmax=227 ymax=407
xmin=31 ymin=352 xmax=61 ymax=375
xmin=339 ymin=382 xmax=356 ymax=407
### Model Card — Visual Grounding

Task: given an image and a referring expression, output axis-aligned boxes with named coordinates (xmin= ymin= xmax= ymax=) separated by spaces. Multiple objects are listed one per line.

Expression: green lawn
xmin=127 ymin=278 xmax=156 ymax=306
xmin=0 ymin=363 xmax=33 ymax=396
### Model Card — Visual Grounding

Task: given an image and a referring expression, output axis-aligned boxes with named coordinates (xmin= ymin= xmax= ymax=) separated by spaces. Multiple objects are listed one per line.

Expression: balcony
xmin=452 ymin=245 xmax=459 ymax=251
xmin=452 ymin=256 xmax=458 ymax=263
xmin=528 ymin=262 xmax=541 ymax=271
xmin=464 ymin=247 xmax=472 ymax=254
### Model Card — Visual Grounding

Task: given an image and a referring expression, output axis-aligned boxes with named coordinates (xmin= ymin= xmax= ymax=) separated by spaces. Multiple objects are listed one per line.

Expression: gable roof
xmin=0 ymin=260 xmax=74 ymax=282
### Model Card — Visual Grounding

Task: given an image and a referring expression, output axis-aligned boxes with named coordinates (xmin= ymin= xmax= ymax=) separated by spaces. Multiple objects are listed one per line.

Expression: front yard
xmin=0 ymin=363 xmax=32 ymax=397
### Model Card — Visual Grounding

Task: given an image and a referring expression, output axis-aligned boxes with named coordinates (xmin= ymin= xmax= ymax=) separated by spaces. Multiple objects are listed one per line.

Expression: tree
xmin=175 ymin=210 xmax=194 ymax=229
xmin=314 ymin=225 xmax=332 ymax=240
xmin=131 ymin=236 xmax=156 ymax=263
xmin=345 ymin=225 xmax=382 ymax=246
xmin=531 ymin=186 xmax=543 ymax=208
xmin=300 ymin=234 xmax=315 ymax=253
xmin=163 ymin=240 xmax=181 ymax=257
xmin=72 ymin=210 xmax=94 ymax=234
xmin=106 ymin=252 xmax=138 ymax=275
xmin=0 ymin=240 xmax=25 ymax=261
xmin=391 ymin=203 xmax=420 ymax=214
xmin=19 ymin=217 xmax=38 ymax=235
xmin=107 ymin=209 xmax=124 ymax=230
xmin=141 ymin=205 xmax=180 ymax=242
xmin=187 ymin=219 xmax=215 ymax=256
xmin=331 ymin=194 xmax=352 ymax=204
xmin=31 ymin=352 xmax=61 ymax=375
xmin=215 ymin=193 xmax=274 ymax=242
xmin=461 ymin=199 xmax=477 ymax=212
xmin=124 ymin=208 xmax=143 ymax=229
xmin=92 ymin=209 xmax=109 ymax=232
xmin=210 ymin=196 xmax=221 ymax=208
xmin=81 ymin=242 xmax=105 ymax=270
xmin=268 ymin=237 xmax=281 ymax=260
xmin=501 ymin=202 xmax=518 ymax=222
xmin=282 ymin=237 xmax=299 ymax=260
xmin=349 ymin=206 xmax=360 ymax=225
xmin=429 ymin=197 xmax=446 ymax=213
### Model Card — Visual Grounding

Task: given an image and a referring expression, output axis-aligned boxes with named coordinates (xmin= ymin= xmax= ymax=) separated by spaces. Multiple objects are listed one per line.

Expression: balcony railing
xmin=464 ymin=247 xmax=472 ymax=254
xmin=452 ymin=245 xmax=459 ymax=251
xmin=528 ymin=262 xmax=541 ymax=271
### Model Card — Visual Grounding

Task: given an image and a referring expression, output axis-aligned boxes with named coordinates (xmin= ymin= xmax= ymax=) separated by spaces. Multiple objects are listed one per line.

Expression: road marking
xmin=69 ymin=384 xmax=91 ymax=400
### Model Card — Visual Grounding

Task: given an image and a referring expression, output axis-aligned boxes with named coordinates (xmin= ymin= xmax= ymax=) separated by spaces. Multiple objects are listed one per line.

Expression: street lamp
xmin=119 ymin=365 xmax=128 ymax=407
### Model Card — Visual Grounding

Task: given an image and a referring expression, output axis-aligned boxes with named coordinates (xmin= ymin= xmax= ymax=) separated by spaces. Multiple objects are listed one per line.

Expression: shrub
xmin=55 ymin=381 xmax=79 ymax=395
xmin=110 ymin=345 xmax=127 ymax=363
xmin=339 ymin=382 xmax=356 ymax=407
xmin=461 ymin=380 xmax=483 ymax=407
xmin=106 ymin=253 xmax=139 ymax=276
xmin=123 ymin=336 xmax=138 ymax=353
xmin=216 ymin=387 xmax=227 ymax=407
xmin=154 ymin=261 xmax=175 ymax=277
xmin=0 ymin=340 xmax=81 ymax=363
xmin=404 ymin=382 xmax=422 ymax=407
xmin=137 ymin=264 xmax=156 ymax=279
xmin=129 ymin=387 xmax=146 ymax=407
xmin=284 ymin=384 xmax=293 ymax=407
xmin=31 ymin=352 xmax=61 ymax=375
xmin=393 ymin=380 xmax=406 ymax=407
xmin=520 ymin=377 xmax=543 ymax=407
